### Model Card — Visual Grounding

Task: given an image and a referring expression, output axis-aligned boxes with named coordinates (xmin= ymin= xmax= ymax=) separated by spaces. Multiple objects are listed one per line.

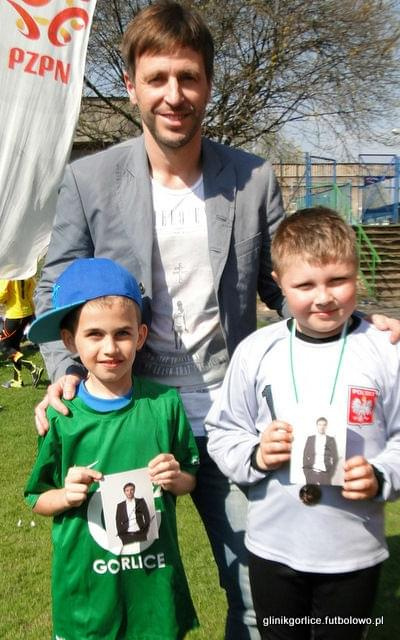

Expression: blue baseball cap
xmin=29 ymin=258 xmax=143 ymax=344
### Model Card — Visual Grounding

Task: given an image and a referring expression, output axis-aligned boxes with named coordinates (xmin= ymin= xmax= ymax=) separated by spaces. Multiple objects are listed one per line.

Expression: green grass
xmin=0 ymin=348 xmax=398 ymax=639
xmin=0 ymin=347 xmax=53 ymax=639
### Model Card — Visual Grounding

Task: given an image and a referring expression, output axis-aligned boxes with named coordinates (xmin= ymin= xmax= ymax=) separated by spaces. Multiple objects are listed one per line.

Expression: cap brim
xmin=28 ymin=300 xmax=85 ymax=344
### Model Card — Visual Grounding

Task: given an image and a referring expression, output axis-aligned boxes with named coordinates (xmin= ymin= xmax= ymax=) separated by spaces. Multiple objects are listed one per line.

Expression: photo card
xmin=289 ymin=405 xmax=346 ymax=486
xmin=100 ymin=468 xmax=159 ymax=555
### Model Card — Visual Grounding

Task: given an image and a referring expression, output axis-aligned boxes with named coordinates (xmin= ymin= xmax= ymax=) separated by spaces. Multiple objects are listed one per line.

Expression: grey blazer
xmin=36 ymin=135 xmax=285 ymax=380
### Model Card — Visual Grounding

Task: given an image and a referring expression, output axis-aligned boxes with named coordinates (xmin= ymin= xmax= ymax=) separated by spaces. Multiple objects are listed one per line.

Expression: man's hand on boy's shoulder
xmin=34 ymin=373 xmax=83 ymax=435
xmin=367 ymin=313 xmax=400 ymax=344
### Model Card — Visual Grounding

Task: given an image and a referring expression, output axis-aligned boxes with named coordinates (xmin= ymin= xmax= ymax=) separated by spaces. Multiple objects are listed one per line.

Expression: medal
xmin=299 ymin=484 xmax=322 ymax=505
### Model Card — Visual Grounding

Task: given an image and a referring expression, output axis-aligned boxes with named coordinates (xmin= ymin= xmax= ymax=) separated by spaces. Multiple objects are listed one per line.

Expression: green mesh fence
xmin=296 ymin=182 xmax=353 ymax=222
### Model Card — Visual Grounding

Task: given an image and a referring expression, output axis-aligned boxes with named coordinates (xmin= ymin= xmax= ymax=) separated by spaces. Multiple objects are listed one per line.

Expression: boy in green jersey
xmin=25 ymin=258 xmax=199 ymax=640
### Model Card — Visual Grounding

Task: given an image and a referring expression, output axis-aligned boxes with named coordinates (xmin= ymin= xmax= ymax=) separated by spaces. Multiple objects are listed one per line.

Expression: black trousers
xmin=249 ymin=553 xmax=382 ymax=640
xmin=0 ymin=316 xmax=33 ymax=355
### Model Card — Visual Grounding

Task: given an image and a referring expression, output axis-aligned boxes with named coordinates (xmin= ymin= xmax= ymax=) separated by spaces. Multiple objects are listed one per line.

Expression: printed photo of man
xmin=115 ymin=482 xmax=151 ymax=545
xmin=303 ymin=417 xmax=339 ymax=485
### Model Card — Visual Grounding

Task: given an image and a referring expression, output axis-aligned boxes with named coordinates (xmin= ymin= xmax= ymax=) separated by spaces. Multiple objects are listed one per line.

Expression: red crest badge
xmin=347 ymin=387 xmax=378 ymax=425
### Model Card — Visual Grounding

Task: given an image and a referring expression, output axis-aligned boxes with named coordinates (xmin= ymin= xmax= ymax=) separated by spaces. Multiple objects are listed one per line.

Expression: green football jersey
xmin=25 ymin=378 xmax=199 ymax=640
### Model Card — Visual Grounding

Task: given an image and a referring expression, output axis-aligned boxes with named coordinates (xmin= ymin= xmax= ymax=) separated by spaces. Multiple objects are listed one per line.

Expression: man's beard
xmin=142 ymin=108 xmax=204 ymax=150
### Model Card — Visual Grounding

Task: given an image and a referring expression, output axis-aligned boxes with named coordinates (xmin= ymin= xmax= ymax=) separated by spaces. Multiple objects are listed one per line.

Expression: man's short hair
xmin=271 ymin=207 xmax=358 ymax=276
xmin=121 ymin=0 xmax=214 ymax=82
xmin=123 ymin=482 xmax=135 ymax=492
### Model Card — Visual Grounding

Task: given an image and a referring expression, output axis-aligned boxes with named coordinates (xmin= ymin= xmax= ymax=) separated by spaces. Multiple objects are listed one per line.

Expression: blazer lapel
xmin=115 ymin=136 xmax=154 ymax=296
xmin=202 ymin=139 xmax=236 ymax=292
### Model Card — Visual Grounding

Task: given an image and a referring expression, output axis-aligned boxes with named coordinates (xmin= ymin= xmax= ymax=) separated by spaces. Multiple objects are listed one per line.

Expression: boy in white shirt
xmin=206 ymin=207 xmax=400 ymax=640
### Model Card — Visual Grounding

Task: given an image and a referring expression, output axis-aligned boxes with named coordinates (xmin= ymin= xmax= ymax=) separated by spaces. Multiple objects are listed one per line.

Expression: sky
xmin=283 ymin=118 xmax=400 ymax=163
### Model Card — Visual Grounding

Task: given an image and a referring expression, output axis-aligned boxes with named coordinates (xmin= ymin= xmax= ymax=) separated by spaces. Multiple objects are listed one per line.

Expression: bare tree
xmin=77 ymin=0 xmax=400 ymax=156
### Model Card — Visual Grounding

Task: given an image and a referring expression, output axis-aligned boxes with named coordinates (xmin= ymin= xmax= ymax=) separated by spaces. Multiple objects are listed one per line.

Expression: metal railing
xmin=354 ymin=224 xmax=381 ymax=299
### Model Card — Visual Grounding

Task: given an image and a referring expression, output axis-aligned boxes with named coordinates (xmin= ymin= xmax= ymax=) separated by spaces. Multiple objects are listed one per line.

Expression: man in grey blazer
xmin=32 ymin=2 xmax=400 ymax=638
xmin=35 ymin=5 xmax=283 ymax=638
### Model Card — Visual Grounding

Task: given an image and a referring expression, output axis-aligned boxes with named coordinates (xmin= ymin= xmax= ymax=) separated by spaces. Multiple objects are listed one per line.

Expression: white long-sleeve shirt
xmin=206 ymin=317 xmax=400 ymax=573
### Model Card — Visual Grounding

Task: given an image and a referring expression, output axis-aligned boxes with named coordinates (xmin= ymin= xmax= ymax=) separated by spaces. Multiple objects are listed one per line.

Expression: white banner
xmin=0 ymin=0 xmax=97 ymax=278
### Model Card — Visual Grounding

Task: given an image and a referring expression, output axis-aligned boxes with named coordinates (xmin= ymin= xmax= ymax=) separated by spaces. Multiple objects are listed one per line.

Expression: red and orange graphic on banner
xmin=6 ymin=0 xmax=92 ymax=84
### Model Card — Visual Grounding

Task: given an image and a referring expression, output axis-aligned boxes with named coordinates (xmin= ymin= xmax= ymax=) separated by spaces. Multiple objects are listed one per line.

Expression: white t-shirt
xmin=314 ymin=433 xmax=327 ymax=471
xmin=125 ymin=499 xmax=140 ymax=533
xmin=140 ymin=175 xmax=229 ymax=435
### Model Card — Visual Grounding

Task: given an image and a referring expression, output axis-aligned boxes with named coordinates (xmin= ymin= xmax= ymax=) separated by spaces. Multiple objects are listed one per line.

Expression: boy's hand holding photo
xmin=34 ymin=466 xmax=103 ymax=516
xmin=342 ymin=456 xmax=379 ymax=501
xmin=257 ymin=420 xmax=292 ymax=470
xmin=148 ymin=453 xmax=196 ymax=495
xmin=64 ymin=466 xmax=103 ymax=508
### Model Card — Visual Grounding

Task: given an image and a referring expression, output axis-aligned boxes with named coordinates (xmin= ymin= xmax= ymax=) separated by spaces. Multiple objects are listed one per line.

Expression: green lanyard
xmin=289 ymin=319 xmax=348 ymax=405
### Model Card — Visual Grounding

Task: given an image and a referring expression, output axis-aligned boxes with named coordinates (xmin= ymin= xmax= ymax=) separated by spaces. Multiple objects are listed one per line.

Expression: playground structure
xmin=273 ymin=153 xmax=400 ymax=224
xmin=296 ymin=154 xmax=353 ymax=222
xmin=359 ymin=154 xmax=400 ymax=225
xmin=273 ymin=154 xmax=400 ymax=302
